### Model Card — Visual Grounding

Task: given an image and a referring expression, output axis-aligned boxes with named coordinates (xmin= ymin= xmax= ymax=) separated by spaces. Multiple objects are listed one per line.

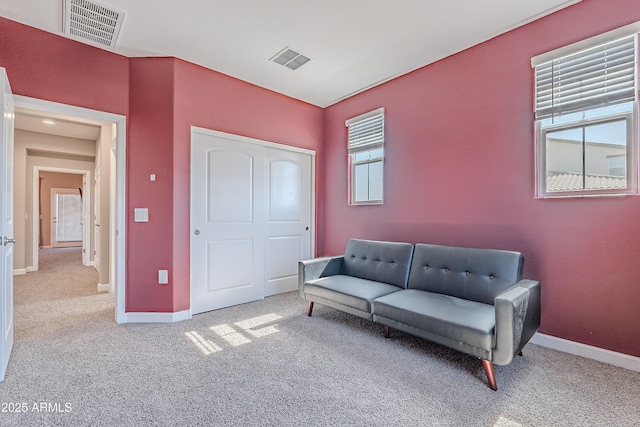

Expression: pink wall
xmin=0 ymin=18 xmax=129 ymax=115
xmin=127 ymin=58 xmax=176 ymax=311
xmin=128 ymin=58 xmax=325 ymax=312
xmin=323 ymin=0 xmax=640 ymax=356
xmin=172 ymin=60 xmax=325 ymax=310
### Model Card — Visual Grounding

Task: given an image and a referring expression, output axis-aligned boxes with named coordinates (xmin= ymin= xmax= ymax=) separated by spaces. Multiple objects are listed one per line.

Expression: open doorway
xmin=46 ymin=178 xmax=85 ymax=249
xmin=49 ymin=185 xmax=83 ymax=249
xmin=12 ymin=96 xmax=126 ymax=323
xmin=35 ymin=169 xmax=91 ymax=265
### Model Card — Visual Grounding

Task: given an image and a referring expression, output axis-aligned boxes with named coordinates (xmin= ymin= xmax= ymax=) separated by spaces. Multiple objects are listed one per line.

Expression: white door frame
xmin=15 ymin=95 xmax=127 ymax=324
xmin=33 ymin=169 xmax=91 ymax=264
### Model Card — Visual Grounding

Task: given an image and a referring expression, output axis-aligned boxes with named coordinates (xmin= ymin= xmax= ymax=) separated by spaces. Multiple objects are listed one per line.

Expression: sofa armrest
xmin=492 ymin=279 xmax=541 ymax=365
xmin=298 ymin=256 xmax=344 ymax=298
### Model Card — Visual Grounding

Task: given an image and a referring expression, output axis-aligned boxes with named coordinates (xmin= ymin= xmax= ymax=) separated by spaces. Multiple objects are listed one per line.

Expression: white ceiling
xmin=15 ymin=108 xmax=101 ymax=141
xmin=1 ymin=0 xmax=581 ymax=109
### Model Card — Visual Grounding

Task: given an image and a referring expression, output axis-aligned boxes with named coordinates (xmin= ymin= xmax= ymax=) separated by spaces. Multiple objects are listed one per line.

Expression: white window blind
xmin=535 ymin=35 xmax=637 ymax=120
xmin=347 ymin=109 xmax=384 ymax=154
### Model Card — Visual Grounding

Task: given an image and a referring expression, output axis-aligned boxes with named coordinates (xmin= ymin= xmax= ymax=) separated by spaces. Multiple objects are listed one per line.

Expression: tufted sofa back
xmin=342 ymin=239 xmax=415 ymax=288
xmin=407 ymin=244 xmax=523 ymax=305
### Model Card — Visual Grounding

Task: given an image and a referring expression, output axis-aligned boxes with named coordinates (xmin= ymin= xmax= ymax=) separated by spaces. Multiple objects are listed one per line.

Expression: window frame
xmin=533 ymin=27 xmax=639 ymax=199
xmin=346 ymin=108 xmax=385 ymax=205
xmin=535 ymin=107 xmax=638 ymax=198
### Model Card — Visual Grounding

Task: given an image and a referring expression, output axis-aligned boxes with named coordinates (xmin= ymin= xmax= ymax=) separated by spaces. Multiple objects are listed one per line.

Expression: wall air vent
xmin=63 ymin=0 xmax=125 ymax=49
xmin=270 ymin=46 xmax=311 ymax=70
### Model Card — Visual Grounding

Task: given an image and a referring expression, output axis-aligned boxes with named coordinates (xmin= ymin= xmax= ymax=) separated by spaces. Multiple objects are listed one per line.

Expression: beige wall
xmin=39 ymin=172 xmax=83 ymax=247
xmin=95 ymin=123 xmax=113 ymax=287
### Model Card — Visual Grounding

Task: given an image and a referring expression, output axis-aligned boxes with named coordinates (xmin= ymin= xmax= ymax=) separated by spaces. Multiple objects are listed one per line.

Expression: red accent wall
xmin=323 ymin=0 xmax=640 ymax=356
xmin=0 ymin=18 xmax=129 ymax=115
xmin=127 ymin=58 xmax=176 ymax=311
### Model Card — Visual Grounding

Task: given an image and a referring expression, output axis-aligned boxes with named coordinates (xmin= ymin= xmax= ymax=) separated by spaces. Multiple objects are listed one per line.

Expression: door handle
xmin=3 ymin=237 xmax=16 ymax=246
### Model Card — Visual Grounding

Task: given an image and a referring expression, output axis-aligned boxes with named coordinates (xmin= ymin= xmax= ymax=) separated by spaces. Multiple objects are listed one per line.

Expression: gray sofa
xmin=298 ymin=238 xmax=541 ymax=391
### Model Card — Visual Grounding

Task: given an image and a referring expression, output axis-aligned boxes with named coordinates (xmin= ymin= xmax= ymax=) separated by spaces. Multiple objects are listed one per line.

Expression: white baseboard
xmin=14 ymin=266 xmax=37 ymax=275
xmin=530 ymin=333 xmax=640 ymax=372
xmin=96 ymin=283 xmax=110 ymax=292
xmin=123 ymin=310 xmax=192 ymax=323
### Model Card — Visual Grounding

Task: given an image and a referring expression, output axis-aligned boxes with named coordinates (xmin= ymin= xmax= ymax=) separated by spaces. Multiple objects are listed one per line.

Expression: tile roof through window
xmin=547 ymin=171 xmax=626 ymax=192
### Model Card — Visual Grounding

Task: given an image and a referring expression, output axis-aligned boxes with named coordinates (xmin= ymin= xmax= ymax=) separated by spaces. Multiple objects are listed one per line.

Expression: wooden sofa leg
xmin=307 ymin=301 xmax=314 ymax=317
xmin=481 ymin=359 xmax=498 ymax=391
xmin=518 ymin=351 xmax=523 ymax=357
xmin=383 ymin=325 xmax=390 ymax=338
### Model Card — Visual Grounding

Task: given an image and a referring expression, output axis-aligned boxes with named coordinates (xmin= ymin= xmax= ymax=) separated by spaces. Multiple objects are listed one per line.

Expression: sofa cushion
xmin=305 ymin=275 xmax=403 ymax=313
xmin=342 ymin=239 xmax=414 ymax=288
xmin=372 ymin=289 xmax=496 ymax=351
xmin=407 ymin=244 xmax=523 ymax=305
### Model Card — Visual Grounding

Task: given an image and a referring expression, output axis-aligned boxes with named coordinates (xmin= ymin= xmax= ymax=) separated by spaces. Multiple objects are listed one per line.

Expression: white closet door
xmin=190 ymin=129 xmax=313 ymax=314
xmin=264 ymin=147 xmax=311 ymax=296
xmin=191 ymin=133 xmax=265 ymax=314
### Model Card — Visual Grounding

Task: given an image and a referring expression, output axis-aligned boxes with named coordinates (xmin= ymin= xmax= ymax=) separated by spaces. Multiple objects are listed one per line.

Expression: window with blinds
xmin=346 ymin=108 xmax=384 ymax=204
xmin=533 ymin=32 xmax=638 ymax=198
xmin=535 ymin=36 xmax=636 ymax=120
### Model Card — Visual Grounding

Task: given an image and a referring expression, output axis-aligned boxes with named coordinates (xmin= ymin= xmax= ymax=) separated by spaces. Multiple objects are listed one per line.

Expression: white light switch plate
xmin=134 ymin=208 xmax=149 ymax=222
xmin=158 ymin=270 xmax=168 ymax=284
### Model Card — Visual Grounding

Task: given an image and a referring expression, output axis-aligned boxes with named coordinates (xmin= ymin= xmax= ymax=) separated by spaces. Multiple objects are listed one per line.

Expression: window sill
xmin=536 ymin=191 xmax=638 ymax=199
xmin=350 ymin=200 xmax=383 ymax=206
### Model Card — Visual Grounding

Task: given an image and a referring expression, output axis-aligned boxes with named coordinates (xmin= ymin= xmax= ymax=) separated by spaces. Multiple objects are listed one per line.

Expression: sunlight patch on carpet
xmin=235 ymin=313 xmax=282 ymax=338
xmin=185 ymin=331 xmax=222 ymax=355
xmin=493 ymin=415 xmax=524 ymax=427
xmin=210 ymin=324 xmax=252 ymax=347
xmin=186 ymin=313 xmax=283 ymax=355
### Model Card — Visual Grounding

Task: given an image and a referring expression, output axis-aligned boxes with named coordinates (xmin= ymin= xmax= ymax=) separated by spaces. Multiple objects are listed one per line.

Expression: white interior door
xmin=0 ymin=67 xmax=15 ymax=381
xmin=51 ymin=188 xmax=83 ymax=248
xmin=81 ymin=175 xmax=87 ymax=265
xmin=94 ymin=165 xmax=101 ymax=274
xmin=191 ymin=133 xmax=265 ymax=314
xmin=264 ymin=147 xmax=311 ymax=296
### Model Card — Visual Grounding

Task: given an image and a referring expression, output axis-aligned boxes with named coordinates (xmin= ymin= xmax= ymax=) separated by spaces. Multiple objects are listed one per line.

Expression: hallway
xmin=13 ymin=247 xmax=114 ymax=337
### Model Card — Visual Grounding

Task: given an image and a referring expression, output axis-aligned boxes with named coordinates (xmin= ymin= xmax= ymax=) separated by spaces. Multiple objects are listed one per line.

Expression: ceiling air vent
xmin=63 ymin=0 xmax=125 ymax=49
xmin=270 ymin=46 xmax=311 ymax=70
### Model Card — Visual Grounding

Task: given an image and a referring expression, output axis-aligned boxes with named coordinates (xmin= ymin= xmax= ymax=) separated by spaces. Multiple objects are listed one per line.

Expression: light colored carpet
xmin=1 ymin=247 xmax=639 ymax=426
